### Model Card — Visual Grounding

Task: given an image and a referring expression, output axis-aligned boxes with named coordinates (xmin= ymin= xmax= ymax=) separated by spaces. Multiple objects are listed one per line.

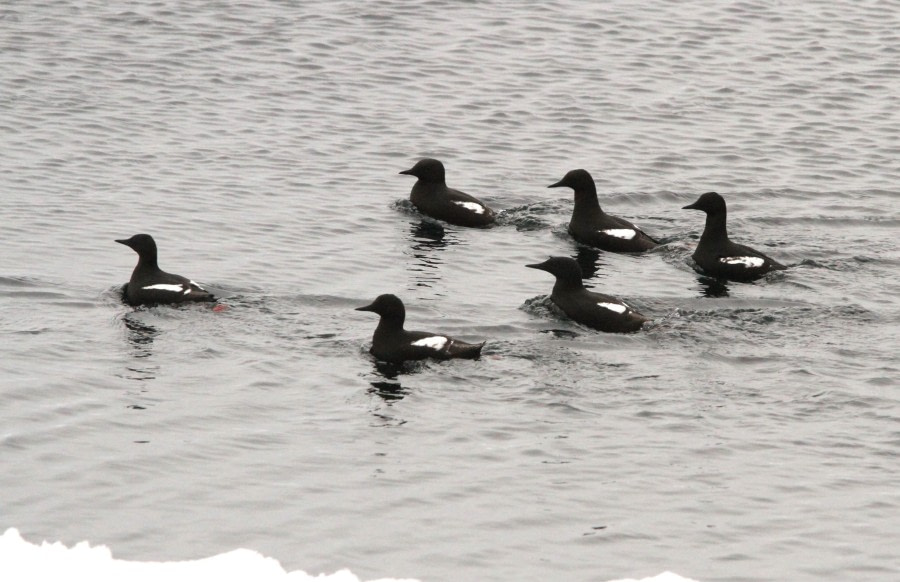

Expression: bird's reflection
xmin=369 ymin=381 xmax=409 ymax=403
xmin=365 ymin=362 xmax=413 ymax=427
xmin=412 ymin=219 xmax=446 ymax=243
xmin=406 ymin=220 xmax=462 ymax=289
xmin=367 ymin=360 xmax=411 ymax=404
xmin=123 ymin=313 xmax=158 ymax=357
xmin=122 ymin=313 xmax=159 ymax=381
xmin=572 ymin=245 xmax=607 ymax=281
xmin=698 ymin=276 xmax=730 ymax=298
xmin=373 ymin=360 xmax=402 ymax=381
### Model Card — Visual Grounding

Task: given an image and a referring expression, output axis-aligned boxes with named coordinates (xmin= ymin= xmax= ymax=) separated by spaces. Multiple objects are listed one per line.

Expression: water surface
xmin=1 ymin=2 xmax=898 ymax=581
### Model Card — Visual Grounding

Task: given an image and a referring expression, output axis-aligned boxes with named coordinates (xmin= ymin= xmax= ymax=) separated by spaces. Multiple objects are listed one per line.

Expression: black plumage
xmin=683 ymin=192 xmax=786 ymax=281
xmin=400 ymin=158 xmax=496 ymax=227
xmin=549 ymin=169 xmax=658 ymax=252
xmin=526 ymin=257 xmax=648 ymax=333
xmin=116 ymin=234 xmax=215 ymax=306
xmin=356 ymin=294 xmax=485 ymax=363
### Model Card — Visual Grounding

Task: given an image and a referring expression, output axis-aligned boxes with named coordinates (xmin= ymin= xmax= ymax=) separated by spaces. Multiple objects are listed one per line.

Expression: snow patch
xmin=0 ymin=528 xmax=420 ymax=582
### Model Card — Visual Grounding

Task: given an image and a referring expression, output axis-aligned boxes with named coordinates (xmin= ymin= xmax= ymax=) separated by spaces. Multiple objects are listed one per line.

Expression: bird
xmin=526 ymin=256 xmax=648 ymax=333
xmin=356 ymin=294 xmax=485 ymax=363
xmin=682 ymin=192 xmax=786 ymax=281
xmin=399 ymin=158 xmax=496 ymax=227
xmin=116 ymin=234 xmax=215 ymax=306
xmin=549 ymin=169 xmax=658 ymax=252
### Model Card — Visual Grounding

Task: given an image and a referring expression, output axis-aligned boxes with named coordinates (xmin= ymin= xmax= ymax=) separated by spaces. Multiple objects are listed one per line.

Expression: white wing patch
xmin=452 ymin=201 xmax=485 ymax=214
xmin=189 ymin=280 xmax=205 ymax=291
xmin=142 ymin=284 xmax=184 ymax=293
xmin=411 ymin=336 xmax=449 ymax=351
xmin=720 ymin=256 xmax=765 ymax=268
xmin=600 ymin=228 xmax=636 ymax=240
xmin=597 ymin=302 xmax=628 ymax=314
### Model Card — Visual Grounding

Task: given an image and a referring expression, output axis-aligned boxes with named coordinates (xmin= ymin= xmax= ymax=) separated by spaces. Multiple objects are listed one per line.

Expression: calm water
xmin=2 ymin=1 xmax=899 ymax=581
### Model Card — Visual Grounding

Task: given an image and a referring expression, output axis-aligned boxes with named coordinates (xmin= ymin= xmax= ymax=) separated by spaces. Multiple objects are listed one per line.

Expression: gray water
xmin=2 ymin=1 xmax=899 ymax=581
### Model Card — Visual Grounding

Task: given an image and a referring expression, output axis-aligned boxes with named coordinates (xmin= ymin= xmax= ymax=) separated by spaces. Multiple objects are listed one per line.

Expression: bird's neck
xmin=137 ymin=254 xmax=159 ymax=271
xmin=553 ymin=277 xmax=584 ymax=294
xmin=374 ymin=315 xmax=405 ymax=336
xmin=700 ymin=211 xmax=729 ymax=243
xmin=573 ymin=189 xmax=602 ymax=216
xmin=418 ymin=176 xmax=445 ymax=187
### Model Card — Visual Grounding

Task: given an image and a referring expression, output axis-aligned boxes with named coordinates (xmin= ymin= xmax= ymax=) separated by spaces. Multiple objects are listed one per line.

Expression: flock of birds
xmin=118 ymin=158 xmax=787 ymax=364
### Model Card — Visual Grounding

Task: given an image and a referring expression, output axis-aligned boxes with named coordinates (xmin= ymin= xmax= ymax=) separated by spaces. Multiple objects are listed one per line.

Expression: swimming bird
xmin=526 ymin=256 xmax=648 ymax=333
xmin=356 ymin=294 xmax=485 ymax=363
xmin=399 ymin=158 xmax=496 ymax=227
xmin=682 ymin=192 xmax=786 ymax=281
xmin=116 ymin=234 xmax=215 ymax=306
xmin=549 ymin=169 xmax=658 ymax=252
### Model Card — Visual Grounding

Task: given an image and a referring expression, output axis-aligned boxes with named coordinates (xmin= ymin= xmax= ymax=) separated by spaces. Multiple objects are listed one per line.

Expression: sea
xmin=1 ymin=1 xmax=898 ymax=581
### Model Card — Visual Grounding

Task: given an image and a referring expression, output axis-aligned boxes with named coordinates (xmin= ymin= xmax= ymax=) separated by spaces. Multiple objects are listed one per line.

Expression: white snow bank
xmin=611 ymin=573 xmax=699 ymax=582
xmin=0 ymin=527 xmax=699 ymax=582
xmin=0 ymin=528 xmax=419 ymax=582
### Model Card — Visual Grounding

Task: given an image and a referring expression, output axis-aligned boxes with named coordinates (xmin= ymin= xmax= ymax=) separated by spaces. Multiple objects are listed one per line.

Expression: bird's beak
xmin=355 ymin=303 xmax=375 ymax=312
xmin=398 ymin=168 xmax=414 ymax=176
xmin=115 ymin=239 xmax=129 ymax=246
xmin=682 ymin=201 xmax=700 ymax=210
xmin=547 ymin=178 xmax=565 ymax=188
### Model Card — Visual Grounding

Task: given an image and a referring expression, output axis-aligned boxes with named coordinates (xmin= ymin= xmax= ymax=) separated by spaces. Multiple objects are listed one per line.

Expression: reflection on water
xmin=122 ymin=313 xmax=159 ymax=381
xmin=539 ymin=328 xmax=579 ymax=339
xmin=411 ymin=219 xmax=446 ymax=242
xmin=123 ymin=314 xmax=157 ymax=356
xmin=573 ymin=245 xmax=606 ymax=281
xmin=366 ymin=362 xmax=412 ymax=427
xmin=368 ymin=361 xmax=412 ymax=404
xmin=369 ymin=381 xmax=409 ymax=403
xmin=406 ymin=220 xmax=463 ymax=289
xmin=373 ymin=360 xmax=402 ymax=380
xmin=698 ymin=276 xmax=730 ymax=298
